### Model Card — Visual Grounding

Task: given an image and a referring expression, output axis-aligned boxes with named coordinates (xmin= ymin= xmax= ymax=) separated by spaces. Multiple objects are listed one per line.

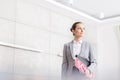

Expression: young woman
xmin=61 ymin=22 xmax=97 ymax=80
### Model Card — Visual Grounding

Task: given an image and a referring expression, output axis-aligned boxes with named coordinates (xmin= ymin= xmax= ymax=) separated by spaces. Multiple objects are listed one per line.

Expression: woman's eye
xmin=76 ymin=27 xmax=85 ymax=30
xmin=77 ymin=28 xmax=81 ymax=29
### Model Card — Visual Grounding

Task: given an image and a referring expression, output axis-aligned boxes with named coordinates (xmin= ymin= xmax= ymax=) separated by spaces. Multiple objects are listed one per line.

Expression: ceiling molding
xmin=46 ymin=0 xmax=120 ymax=23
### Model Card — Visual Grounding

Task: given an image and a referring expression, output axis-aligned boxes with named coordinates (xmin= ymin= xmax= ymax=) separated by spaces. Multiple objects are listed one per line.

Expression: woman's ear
xmin=72 ymin=29 xmax=75 ymax=36
xmin=71 ymin=29 xmax=74 ymax=33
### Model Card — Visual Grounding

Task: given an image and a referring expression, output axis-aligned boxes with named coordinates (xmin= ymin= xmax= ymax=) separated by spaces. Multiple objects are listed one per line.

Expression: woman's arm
xmin=88 ymin=43 xmax=97 ymax=73
xmin=61 ymin=44 xmax=68 ymax=79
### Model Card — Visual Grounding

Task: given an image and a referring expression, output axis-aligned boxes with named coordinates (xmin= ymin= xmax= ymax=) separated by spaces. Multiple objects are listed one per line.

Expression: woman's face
xmin=72 ymin=23 xmax=85 ymax=37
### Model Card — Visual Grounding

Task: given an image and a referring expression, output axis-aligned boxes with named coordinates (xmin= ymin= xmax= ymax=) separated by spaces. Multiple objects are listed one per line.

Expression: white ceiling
xmin=53 ymin=0 xmax=120 ymax=20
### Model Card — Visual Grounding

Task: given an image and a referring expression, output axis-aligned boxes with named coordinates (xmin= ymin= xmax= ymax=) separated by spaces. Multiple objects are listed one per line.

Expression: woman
xmin=61 ymin=22 xmax=97 ymax=80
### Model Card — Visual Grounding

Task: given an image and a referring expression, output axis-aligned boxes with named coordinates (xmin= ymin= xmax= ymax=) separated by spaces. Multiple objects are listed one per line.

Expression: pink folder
xmin=75 ymin=57 xmax=93 ymax=79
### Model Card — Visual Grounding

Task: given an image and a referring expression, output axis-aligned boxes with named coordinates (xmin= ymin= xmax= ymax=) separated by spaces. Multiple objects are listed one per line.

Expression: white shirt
xmin=72 ymin=40 xmax=83 ymax=59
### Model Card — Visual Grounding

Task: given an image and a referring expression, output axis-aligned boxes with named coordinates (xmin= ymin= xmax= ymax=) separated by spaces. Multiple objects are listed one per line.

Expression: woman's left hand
xmin=85 ymin=69 xmax=93 ymax=79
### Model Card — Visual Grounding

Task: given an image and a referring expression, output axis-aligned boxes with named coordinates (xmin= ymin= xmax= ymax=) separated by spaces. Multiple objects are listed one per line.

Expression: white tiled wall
xmin=97 ymin=25 xmax=120 ymax=80
xmin=0 ymin=46 xmax=14 ymax=73
xmin=0 ymin=0 xmax=16 ymax=20
xmin=0 ymin=19 xmax=15 ymax=44
xmin=49 ymin=55 xmax=62 ymax=80
xmin=0 ymin=46 xmax=14 ymax=80
xmin=50 ymin=12 xmax=73 ymax=36
xmin=16 ymin=0 xmax=50 ymax=30
xmin=15 ymin=23 xmax=50 ymax=52
xmin=50 ymin=33 xmax=71 ymax=55
xmin=14 ymin=49 xmax=50 ymax=76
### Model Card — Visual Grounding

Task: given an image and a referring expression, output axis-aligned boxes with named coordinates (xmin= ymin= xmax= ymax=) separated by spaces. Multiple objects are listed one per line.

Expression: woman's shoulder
xmin=64 ymin=40 xmax=72 ymax=46
xmin=82 ymin=40 xmax=92 ymax=46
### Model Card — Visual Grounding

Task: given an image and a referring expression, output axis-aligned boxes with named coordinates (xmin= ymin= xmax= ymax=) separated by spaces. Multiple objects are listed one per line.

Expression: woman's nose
xmin=81 ymin=28 xmax=84 ymax=32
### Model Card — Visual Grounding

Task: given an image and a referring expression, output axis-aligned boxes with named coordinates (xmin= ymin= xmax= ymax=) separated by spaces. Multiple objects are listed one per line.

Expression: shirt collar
xmin=73 ymin=39 xmax=83 ymax=44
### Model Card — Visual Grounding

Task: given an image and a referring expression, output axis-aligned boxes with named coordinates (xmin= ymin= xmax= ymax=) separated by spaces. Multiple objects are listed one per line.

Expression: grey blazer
xmin=61 ymin=40 xmax=97 ymax=80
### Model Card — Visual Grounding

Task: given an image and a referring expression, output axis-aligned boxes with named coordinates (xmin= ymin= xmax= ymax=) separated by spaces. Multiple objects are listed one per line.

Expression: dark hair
xmin=70 ymin=22 xmax=83 ymax=35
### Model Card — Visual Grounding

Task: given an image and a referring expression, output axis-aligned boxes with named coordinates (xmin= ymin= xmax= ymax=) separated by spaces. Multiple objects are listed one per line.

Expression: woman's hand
xmin=85 ymin=69 xmax=93 ymax=79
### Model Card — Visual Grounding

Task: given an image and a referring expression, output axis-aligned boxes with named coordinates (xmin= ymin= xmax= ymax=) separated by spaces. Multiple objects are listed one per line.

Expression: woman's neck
xmin=74 ymin=37 xmax=82 ymax=42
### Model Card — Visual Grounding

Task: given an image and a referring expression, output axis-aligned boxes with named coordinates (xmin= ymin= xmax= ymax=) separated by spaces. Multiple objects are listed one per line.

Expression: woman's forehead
xmin=76 ymin=23 xmax=85 ymax=28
